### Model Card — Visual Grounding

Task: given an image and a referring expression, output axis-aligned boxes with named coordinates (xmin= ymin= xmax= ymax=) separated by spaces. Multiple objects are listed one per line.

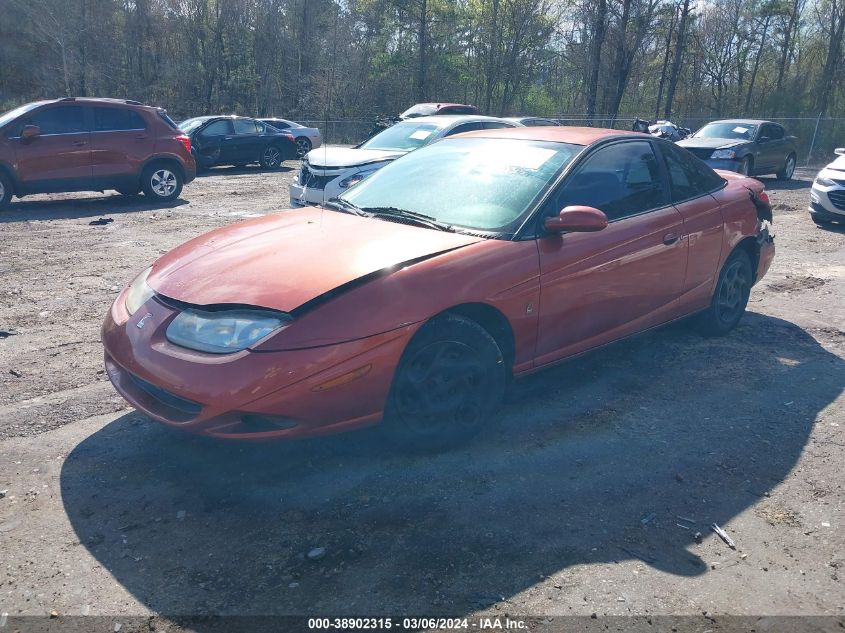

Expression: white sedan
xmin=260 ymin=118 xmax=322 ymax=157
xmin=810 ymin=148 xmax=845 ymax=226
xmin=288 ymin=115 xmax=519 ymax=208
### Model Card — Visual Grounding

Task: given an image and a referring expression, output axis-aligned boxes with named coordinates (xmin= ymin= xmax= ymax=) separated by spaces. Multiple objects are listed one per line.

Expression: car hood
xmin=678 ymin=137 xmax=745 ymax=150
xmin=823 ymin=154 xmax=845 ymax=171
xmin=147 ymin=207 xmax=482 ymax=313
xmin=305 ymin=147 xmax=405 ymax=169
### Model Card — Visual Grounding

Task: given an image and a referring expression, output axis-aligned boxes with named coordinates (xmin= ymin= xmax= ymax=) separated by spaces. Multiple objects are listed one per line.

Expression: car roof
xmin=456 ymin=126 xmax=641 ymax=145
xmin=707 ymin=119 xmax=772 ymax=126
xmin=399 ymin=114 xmax=517 ymax=127
xmin=44 ymin=97 xmax=158 ymax=109
xmin=504 ymin=116 xmax=557 ymax=122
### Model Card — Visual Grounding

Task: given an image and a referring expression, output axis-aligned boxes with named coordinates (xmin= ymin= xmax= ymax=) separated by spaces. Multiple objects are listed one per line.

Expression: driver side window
xmin=552 ymin=141 xmax=667 ymax=222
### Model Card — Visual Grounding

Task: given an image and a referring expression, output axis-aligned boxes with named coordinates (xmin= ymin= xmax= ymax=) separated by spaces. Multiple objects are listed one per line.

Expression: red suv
xmin=0 ymin=97 xmax=196 ymax=210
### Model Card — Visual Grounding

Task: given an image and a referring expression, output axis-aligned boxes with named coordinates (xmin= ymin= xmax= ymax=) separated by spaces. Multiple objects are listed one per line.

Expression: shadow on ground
xmin=0 ymin=194 xmax=188 ymax=222
xmin=196 ymin=165 xmax=295 ymax=177
xmin=61 ymin=313 xmax=844 ymax=616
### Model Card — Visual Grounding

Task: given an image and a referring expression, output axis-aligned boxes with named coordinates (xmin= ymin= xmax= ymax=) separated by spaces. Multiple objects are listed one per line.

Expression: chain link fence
xmin=298 ymin=115 xmax=845 ymax=168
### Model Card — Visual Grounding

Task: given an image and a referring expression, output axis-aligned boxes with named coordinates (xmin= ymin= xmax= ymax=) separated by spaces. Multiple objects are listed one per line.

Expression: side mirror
xmin=544 ymin=205 xmax=608 ymax=233
xmin=21 ymin=125 xmax=41 ymax=140
xmin=835 ymin=148 xmax=845 ymax=156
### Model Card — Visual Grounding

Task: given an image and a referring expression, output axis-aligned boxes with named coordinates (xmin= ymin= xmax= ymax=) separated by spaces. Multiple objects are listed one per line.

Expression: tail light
xmin=175 ymin=134 xmax=191 ymax=154
xmin=282 ymin=131 xmax=295 ymax=141
xmin=758 ymin=191 xmax=770 ymax=205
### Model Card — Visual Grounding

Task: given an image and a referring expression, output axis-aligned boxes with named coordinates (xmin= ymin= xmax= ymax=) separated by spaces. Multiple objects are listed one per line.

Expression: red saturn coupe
xmin=102 ymin=127 xmax=774 ymax=446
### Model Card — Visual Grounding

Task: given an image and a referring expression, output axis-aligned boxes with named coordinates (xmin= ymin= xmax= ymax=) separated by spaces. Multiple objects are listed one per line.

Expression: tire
xmin=697 ymin=249 xmax=753 ymax=336
xmin=383 ymin=314 xmax=506 ymax=450
xmin=0 ymin=171 xmax=12 ymax=211
xmin=295 ymin=137 xmax=312 ymax=157
xmin=141 ymin=163 xmax=183 ymax=202
xmin=777 ymin=153 xmax=796 ymax=180
xmin=259 ymin=144 xmax=284 ymax=169
xmin=737 ymin=156 xmax=752 ymax=176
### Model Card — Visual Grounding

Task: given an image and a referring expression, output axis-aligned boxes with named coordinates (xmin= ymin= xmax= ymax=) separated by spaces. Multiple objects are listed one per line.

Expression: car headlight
xmin=815 ymin=176 xmax=836 ymax=187
xmin=166 ymin=308 xmax=292 ymax=354
xmin=710 ymin=149 xmax=737 ymax=160
xmin=124 ymin=267 xmax=155 ymax=315
xmin=339 ymin=169 xmax=377 ymax=189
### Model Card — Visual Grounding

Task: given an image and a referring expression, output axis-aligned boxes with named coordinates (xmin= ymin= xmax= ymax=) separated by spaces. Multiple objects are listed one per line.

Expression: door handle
xmin=72 ymin=140 xmax=87 ymax=147
xmin=135 ymin=134 xmax=147 ymax=140
xmin=662 ymin=232 xmax=680 ymax=245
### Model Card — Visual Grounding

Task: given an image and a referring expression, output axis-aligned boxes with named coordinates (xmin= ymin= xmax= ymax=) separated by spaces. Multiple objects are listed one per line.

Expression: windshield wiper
xmin=324 ymin=197 xmax=368 ymax=216
xmin=361 ymin=206 xmax=455 ymax=232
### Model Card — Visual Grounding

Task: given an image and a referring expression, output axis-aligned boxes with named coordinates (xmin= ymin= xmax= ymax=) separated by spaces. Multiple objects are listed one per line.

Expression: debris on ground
xmin=711 ymin=523 xmax=737 ymax=549
xmin=8 ymin=369 xmax=22 ymax=378
xmin=89 ymin=217 xmax=114 ymax=226
xmin=307 ymin=547 xmax=326 ymax=560
xmin=641 ymin=512 xmax=656 ymax=525
xmin=694 ymin=532 xmax=703 ymax=544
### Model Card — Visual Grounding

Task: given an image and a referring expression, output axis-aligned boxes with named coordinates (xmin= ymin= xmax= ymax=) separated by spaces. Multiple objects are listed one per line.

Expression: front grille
xmin=687 ymin=148 xmax=715 ymax=160
xmin=128 ymin=372 xmax=202 ymax=419
xmin=827 ymin=190 xmax=845 ymax=210
xmin=298 ymin=161 xmax=338 ymax=190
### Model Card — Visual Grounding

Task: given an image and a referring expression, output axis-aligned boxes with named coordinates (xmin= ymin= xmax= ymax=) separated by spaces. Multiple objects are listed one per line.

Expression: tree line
xmin=0 ymin=0 xmax=843 ymax=124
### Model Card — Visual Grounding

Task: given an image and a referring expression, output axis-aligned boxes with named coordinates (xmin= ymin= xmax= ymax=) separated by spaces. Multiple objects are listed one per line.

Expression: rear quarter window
xmin=94 ymin=107 xmax=146 ymax=131
xmin=660 ymin=142 xmax=725 ymax=202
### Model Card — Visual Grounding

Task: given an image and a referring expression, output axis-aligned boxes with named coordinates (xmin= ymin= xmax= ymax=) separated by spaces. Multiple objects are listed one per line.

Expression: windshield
xmin=400 ymin=104 xmax=438 ymax=118
xmin=694 ymin=122 xmax=758 ymax=141
xmin=360 ymin=121 xmax=445 ymax=152
xmin=341 ymin=137 xmax=582 ymax=234
xmin=0 ymin=102 xmax=46 ymax=130
xmin=178 ymin=117 xmax=209 ymax=134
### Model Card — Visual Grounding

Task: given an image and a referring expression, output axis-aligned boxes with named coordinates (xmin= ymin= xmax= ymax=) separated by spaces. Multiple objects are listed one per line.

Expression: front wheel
xmin=141 ymin=164 xmax=183 ymax=202
xmin=777 ymin=153 xmax=796 ymax=180
xmin=0 ymin=171 xmax=12 ymax=211
xmin=697 ymin=249 xmax=753 ymax=336
xmin=383 ymin=314 xmax=506 ymax=450
xmin=260 ymin=144 xmax=284 ymax=169
xmin=737 ymin=156 xmax=752 ymax=176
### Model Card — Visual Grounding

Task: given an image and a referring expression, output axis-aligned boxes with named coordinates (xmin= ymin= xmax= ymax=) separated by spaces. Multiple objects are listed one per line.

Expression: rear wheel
xmin=141 ymin=163 xmax=183 ymax=202
xmin=697 ymin=249 xmax=753 ymax=336
xmin=383 ymin=314 xmax=506 ymax=450
xmin=0 ymin=171 xmax=12 ymax=211
xmin=260 ymin=144 xmax=284 ymax=169
xmin=295 ymin=137 xmax=312 ymax=157
xmin=777 ymin=153 xmax=796 ymax=180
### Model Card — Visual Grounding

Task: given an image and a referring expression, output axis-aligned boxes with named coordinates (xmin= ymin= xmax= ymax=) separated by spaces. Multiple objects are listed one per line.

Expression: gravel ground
xmin=0 ymin=165 xmax=843 ymax=627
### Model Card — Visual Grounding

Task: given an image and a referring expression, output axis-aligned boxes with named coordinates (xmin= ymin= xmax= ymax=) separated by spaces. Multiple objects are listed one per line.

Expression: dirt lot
xmin=0 ymin=165 xmax=843 ymax=628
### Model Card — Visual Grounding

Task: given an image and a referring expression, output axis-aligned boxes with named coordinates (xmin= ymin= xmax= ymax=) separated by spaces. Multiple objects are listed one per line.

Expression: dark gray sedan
xmin=678 ymin=119 xmax=797 ymax=179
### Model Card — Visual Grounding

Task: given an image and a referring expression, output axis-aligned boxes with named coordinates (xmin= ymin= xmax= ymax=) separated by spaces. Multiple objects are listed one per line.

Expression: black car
xmin=678 ymin=119 xmax=798 ymax=179
xmin=178 ymin=116 xmax=297 ymax=170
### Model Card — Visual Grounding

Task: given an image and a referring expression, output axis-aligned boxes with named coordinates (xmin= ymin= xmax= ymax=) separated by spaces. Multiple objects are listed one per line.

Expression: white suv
xmin=810 ymin=148 xmax=845 ymax=226
xmin=288 ymin=115 xmax=519 ymax=207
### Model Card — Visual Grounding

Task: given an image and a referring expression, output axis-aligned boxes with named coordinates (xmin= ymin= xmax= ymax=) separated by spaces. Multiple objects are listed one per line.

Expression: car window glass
xmin=93 ymin=107 xmax=146 ymax=131
xmin=200 ymin=120 xmax=233 ymax=136
xmin=661 ymin=142 xmax=725 ymax=202
xmin=769 ymin=125 xmax=784 ymax=140
xmin=234 ymin=119 xmax=258 ymax=135
xmin=555 ymin=140 xmax=667 ymax=221
xmin=483 ymin=121 xmax=511 ymax=129
xmin=360 ymin=121 xmax=444 ymax=151
xmin=444 ymin=122 xmax=484 ymax=136
xmin=255 ymin=121 xmax=267 ymax=134
xmin=268 ymin=120 xmax=289 ymax=129
xmin=27 ymin=106 xmax=86 ymax=135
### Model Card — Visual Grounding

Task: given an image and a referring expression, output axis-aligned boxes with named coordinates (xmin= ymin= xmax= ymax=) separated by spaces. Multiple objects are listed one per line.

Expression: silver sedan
xmin=260 ymin=118 xmax=322 ymax=157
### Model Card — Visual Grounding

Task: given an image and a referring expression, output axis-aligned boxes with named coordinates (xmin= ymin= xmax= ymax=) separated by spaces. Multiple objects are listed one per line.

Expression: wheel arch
xmin=734 ymin=235 xmax=760 ymax=284
xmin=0 ymin=161 xmax=18 ymax=194
xmin=436 ymin=302 xmax=516 ymax=374
xmin=141 ymin=154 xmax=186 ymax=181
